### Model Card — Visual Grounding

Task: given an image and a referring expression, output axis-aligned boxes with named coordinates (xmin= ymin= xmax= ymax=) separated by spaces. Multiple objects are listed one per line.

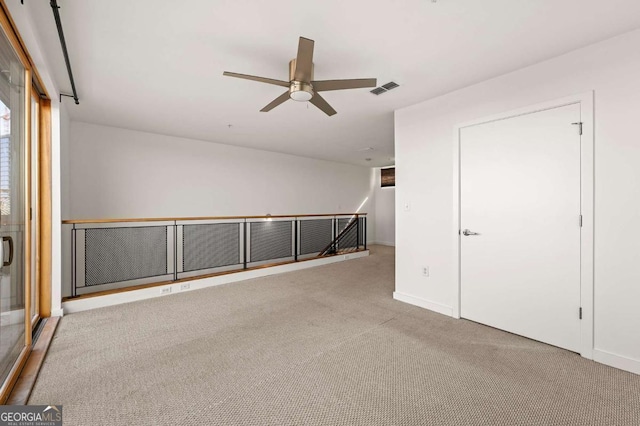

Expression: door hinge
xmin=579 ymin=307 xmax=583 ymax=320
xmin=579 ymin=215 xmax=583 ymax=227
xmin=572 ymin=122 xmax=583 ymax=135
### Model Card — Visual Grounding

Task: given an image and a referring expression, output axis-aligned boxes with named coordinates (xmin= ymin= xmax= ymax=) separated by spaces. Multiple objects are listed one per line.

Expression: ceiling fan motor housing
xmin=289 ymin=59 xmax=314 ymax=101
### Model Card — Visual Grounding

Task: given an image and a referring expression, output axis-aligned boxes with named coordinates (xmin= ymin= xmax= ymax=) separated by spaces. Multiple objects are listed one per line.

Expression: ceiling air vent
xmin=381 ymin=81 xmax=399 ymax=91
xmin=370 ymin=81 xmax=400 ymax=95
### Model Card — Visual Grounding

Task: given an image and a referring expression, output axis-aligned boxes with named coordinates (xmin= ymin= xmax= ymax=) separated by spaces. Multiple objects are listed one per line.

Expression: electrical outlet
xmin=161 ymin=287 xmax=172 ymax=295
xmin=422 ymin=266 xmax=429 ymax=277
xmin=180 ymin=283 xmax=190 ymax=291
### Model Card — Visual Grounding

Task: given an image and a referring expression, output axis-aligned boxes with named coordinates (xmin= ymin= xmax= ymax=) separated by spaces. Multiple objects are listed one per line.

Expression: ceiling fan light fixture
xmin=290 ymin=90 xmax=313 ymax=102
xmin=289 ymin=81 xmax=313 ymax=102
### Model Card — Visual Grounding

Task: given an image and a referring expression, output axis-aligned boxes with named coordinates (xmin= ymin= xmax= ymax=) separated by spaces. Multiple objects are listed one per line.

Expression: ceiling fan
xmin=223 ymin=37 xmax=376 ymax=116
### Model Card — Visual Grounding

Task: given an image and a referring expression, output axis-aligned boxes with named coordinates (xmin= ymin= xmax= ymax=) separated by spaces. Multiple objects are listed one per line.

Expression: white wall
xmin=60 ymin=107 xmax=71 ymax=220
xmin=395 ymin=29 xmax=640 ymax=374
xmin=67 ymin=122 xmax=375 ymax=238
xmin=373 ymin=168 xmax=395 ymax=246
xmin=49 ymin=103 xmax=69 ymax=317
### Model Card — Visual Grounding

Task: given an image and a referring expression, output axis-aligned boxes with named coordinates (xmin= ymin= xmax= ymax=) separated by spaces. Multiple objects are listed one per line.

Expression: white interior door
xmin=460 ymin=103 xmax=581 ymax=352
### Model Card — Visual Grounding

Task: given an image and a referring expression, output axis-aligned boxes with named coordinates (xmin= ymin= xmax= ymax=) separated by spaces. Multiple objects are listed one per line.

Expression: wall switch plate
xmin=180 ymin=283 xmax=190 ymax=291
xmin=422 ymin=266 xmax=429 ymax=277
xmin=161 ymin=287 xmax=172 ymax=295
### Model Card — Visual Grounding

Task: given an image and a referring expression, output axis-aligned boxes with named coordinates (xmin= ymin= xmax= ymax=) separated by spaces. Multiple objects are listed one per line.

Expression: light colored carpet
xmin=30 ymin=245 xmax=640 ymax=425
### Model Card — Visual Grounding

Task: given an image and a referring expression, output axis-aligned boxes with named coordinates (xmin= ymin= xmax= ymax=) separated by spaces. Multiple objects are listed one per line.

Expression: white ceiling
xmin=25 ymin=0 xmax=640 ymax=167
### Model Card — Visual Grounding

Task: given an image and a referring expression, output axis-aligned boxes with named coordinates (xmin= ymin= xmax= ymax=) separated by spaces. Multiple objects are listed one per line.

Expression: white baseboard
xmin=51 ymin=308 xmax=64 ymax=317
xmin=393 ymin=291 xmax=453 ymax=317
xmin=63 ymin=251 xmax=369 ymax=314
xmin=593 ymin=349 xmax=640 ymax=375
xmin=372 ymin=241 xmax=395 ymax=247
xmin=395 ymin=294 xmax=640 ymax=376
xmin=390 ymin=294 xmax=640 ymax=376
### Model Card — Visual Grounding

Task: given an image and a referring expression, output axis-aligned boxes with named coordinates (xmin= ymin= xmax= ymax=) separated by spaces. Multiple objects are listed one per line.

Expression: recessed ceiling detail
xmin=370 ymin=81 xmax=400 ymax=96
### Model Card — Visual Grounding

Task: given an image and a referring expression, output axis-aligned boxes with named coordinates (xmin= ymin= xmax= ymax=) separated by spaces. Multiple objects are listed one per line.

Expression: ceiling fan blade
xmin=293 ymin=37 xmax=314 ymax=82
xmin=223 ymin=71 xmax=289 ymax=87
xmin=260 ymin=91 xmax=291 ymax=112
xmin=309 ymin=93 xmax=336 ymax=116
xmin=312 ymin=78 xmax=377 ymax=92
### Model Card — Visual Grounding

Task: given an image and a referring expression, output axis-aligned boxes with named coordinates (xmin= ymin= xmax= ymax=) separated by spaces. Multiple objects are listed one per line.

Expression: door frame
xmin=452 ymin=92 xmax=594 ymax=359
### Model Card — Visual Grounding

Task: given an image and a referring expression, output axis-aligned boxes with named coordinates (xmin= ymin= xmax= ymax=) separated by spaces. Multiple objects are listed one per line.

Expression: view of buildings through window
xmin=0 ymin=100 xmax=9 ymax=216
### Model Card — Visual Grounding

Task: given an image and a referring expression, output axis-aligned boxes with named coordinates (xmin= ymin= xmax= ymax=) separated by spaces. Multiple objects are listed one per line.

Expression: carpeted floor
xmin=30 ymin=245 xmax=639 ymax=425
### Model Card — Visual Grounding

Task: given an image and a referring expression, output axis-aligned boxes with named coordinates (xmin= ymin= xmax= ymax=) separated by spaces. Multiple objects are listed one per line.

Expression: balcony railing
xmin=62 ymin=214 xmax=367 ymax=299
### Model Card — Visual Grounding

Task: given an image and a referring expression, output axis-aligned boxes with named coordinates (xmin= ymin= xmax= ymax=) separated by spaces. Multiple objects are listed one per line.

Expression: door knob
xmin=462 ymin=229 xmax=480 ymax=236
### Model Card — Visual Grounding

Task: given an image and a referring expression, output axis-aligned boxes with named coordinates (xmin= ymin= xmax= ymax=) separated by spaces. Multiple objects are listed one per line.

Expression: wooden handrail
xmin=62 ymin=213 xmax=367 ymax=225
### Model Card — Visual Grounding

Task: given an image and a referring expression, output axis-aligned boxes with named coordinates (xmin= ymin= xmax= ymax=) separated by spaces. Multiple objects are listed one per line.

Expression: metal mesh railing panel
xmin=85 ymin=226 xmax=167 ymax=286
xmin=250 ymin=221 xmax=292 ymax=262
xmin=338 ymin=218 xmax=359 ymax=249
xmin=183 ymin=223 xmax=240 ymax=272
xmin=299 ymin=219 xmax=333 ymax=255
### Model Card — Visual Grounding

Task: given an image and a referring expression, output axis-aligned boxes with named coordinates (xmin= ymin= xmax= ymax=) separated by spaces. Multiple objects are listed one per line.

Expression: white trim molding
xmin=452 ymin=92 xmax=595 ymax=359
xmin=62 ymin=251 xmax=369 ymax=314
xmin=393 ymin=291 xmax=453 ymax=317
xmin=593 ymin=349 xmax=640 ymax=376
xmin=372 ymin=241 xmax=395 ymax=247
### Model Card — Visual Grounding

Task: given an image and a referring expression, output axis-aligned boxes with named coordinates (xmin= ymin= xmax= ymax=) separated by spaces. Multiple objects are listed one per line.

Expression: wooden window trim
xmin=39 ymin=99 xmax=51 ymax=318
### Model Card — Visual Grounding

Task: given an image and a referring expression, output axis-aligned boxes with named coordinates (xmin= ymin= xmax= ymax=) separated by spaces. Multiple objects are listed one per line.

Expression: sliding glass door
xmin=0 ymin=28 xmax=26 ymax=386
xmin=0 ymin=3 xmax=52 ymax=402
